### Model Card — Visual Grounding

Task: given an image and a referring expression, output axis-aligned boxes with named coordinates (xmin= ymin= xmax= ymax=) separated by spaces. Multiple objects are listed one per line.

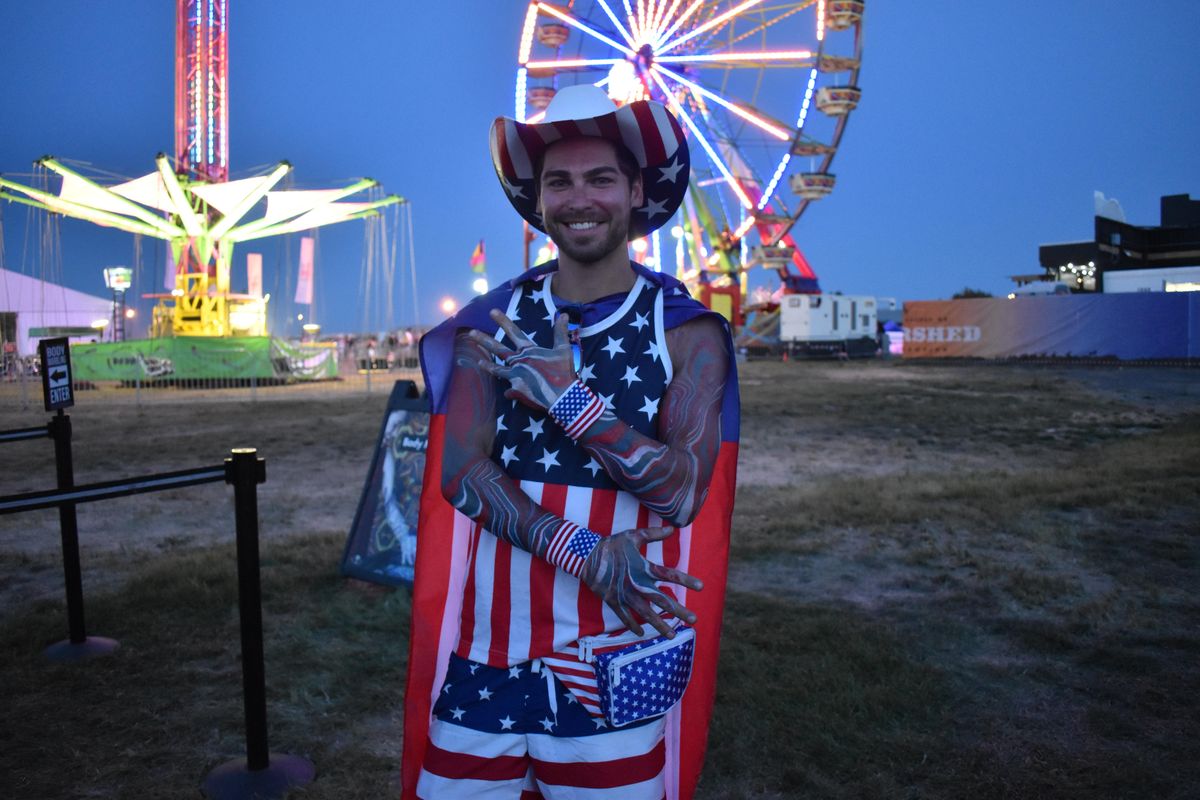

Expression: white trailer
xmin=779 ymin=293 xmax=879 ymax=357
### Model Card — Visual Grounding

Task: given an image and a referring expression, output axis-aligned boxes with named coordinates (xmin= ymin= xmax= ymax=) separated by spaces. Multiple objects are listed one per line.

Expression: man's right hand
xmin=580 ymin=527 xmax=703 ymax=638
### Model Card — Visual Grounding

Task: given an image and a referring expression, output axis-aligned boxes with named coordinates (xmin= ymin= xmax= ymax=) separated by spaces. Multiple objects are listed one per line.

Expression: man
xmin=402 ymin=85 xmax=740 ymax=800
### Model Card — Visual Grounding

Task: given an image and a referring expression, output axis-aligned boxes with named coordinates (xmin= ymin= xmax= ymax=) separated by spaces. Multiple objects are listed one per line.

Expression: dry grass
xmin=1 ymin=360 xmax=1198 ymax=799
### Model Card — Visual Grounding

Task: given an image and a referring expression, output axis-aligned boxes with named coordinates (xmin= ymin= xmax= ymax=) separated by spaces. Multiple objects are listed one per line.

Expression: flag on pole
xmin=469 ymin=239 xmax=486 ymax=274
xmin=295 ymin=236 xmax=314 ymax=305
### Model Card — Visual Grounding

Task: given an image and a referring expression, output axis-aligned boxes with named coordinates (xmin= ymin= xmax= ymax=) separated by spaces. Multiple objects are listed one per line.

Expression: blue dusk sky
xmin=2 ymin=1 xmax=1198 ymax=336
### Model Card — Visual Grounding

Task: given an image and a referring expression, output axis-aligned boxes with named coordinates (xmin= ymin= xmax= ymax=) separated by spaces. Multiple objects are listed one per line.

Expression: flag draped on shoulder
xmin=401 ymin=261 xmax=739 ymax=800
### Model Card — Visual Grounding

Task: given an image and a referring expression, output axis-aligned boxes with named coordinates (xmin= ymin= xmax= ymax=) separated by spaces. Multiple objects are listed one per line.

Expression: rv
xmin=779 ymin=293 xmax=879 ymax=358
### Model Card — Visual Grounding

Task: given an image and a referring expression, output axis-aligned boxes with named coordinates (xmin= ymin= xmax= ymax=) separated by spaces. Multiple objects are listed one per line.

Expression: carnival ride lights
xmin=0 ymin=0 xmax=404 ymax=339
xmin=513 ymin=0 xmax=864 ymax=309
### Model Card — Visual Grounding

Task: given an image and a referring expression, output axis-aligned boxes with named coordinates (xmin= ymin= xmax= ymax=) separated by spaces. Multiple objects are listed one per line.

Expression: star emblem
xmin=501 ymin=176 xmax=526 ymax=199
xmin=524 ymin=417 xmax=545 ymax=439
xmin=469 ymin=664 xmax=479 ymax=674
xmin=496 ymin=415 xmax=508 ymax=434
xmin=531 ymin=281 xmax=551 ymax=304
xmin=536 ymin=448 xmax=560 ymax=471
xmin=658 ymin=156 xmax=685 ymax=184
xmin=602 ymin=335 xmax=625 ymax=359
xmin=630 ymin=311 xmax=649 ymax=331
xmin=644 ymin=339 xmax=663 ymax=363
xmin=508 ymin=665 xmax=522 ymax=679
xmin=500 ymin=445 xmax=519 ymax=467
xmin=450 ymin=707 xmax=465 ymax=721
xmin=564 ymin=692 xmax=578 ymax=704
xmin=584 ymin=458 xmax=602 ymax=477
xmin=638 ymin=196 xmax=669 ymax=218
xmin=598 ymin=392 xmax=615 ymax=410
xmin=478 ymin=687 xmax=493 ymax=701
xmin=442 ymin=682 xmax=452 ymax=694
xmin=540 ymin=717 xmax=555 ymax=732
xmin=577 ymin=362 xmax=595 ymax=382
xmin=593 ymin=717 xmax=608 ymax=729
xmin=499 ymin=715 xmax=516 ymax=731
xmin=622 ymin=365 xmax=641 ymax=387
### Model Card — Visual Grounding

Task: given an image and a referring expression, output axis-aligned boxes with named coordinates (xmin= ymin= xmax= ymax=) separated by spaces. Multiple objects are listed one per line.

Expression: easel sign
xmin=341 ymin=380 xmax=429 ymax=587
xmin=38 ymin=337 xmax=75 ymax=412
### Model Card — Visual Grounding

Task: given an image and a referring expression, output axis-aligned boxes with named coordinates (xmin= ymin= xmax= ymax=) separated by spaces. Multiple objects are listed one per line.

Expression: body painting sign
xmin=341 ymin=380 xmax=429 ymax=587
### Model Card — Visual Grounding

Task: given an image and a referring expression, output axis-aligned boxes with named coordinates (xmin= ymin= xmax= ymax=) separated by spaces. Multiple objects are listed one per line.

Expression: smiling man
xmin=401 ymin=85 xmax=740 ymax=800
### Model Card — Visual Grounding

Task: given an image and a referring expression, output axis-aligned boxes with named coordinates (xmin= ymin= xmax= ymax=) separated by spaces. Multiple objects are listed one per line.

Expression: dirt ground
xmin=2 ymin=359 xmax=1198 ymax=798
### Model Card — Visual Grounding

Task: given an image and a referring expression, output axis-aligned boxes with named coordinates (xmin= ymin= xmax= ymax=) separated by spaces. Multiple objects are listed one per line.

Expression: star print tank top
xmin=455 ymin=270 xmax=679 ymax=674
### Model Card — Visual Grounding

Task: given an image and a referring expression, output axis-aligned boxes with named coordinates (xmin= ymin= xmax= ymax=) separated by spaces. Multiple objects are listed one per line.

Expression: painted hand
xmin=580 ymin=527 xmax=703 ymax=638
xmin=472 ymin=309 xmax=576 ymax=412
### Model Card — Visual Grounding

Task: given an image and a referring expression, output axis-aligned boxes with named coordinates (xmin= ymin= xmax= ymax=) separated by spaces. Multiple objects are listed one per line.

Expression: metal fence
xmin=0 ymin=361 xmax=424 ymax=417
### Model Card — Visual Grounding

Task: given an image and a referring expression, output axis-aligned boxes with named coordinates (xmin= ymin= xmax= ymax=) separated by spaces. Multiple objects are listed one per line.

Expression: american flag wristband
xmin=544 ymin=520 xmax=601 ymax=577
xmin=548 ymin=379 xmax=606 ymax=440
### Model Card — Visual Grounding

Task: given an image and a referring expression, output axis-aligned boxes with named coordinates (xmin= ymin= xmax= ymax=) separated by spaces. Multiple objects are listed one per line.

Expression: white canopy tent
xmin=0 ymin=267 xmax=112 ymax=357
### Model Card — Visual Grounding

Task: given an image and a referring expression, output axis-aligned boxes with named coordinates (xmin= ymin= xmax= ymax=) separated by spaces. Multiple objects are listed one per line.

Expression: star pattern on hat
xmin=638 ymin=196 xmax=670 ymax=218
xmin=500 ymin=176 xmax=526 ymax=200
xmin=658 ymin=156 xmax=685 ymax=184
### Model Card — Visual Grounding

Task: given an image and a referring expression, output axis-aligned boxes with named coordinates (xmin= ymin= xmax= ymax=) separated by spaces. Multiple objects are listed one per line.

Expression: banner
xmin=165 ymin=241 xmax=179 ymax=289
xmin=469 ymin=239 xmax=486 ymax=274
xmin=903 ymin=293 xmax=1200 ymax=359
xmin=342 ymin=380 xmax=429 ymax=587
xmin=246 ymin=252 xmax=263 ymax=298
xmin=295 ymin=236 xmax=314 ymax=305
xmin=70 ymin=336 xmax=338 ymax=380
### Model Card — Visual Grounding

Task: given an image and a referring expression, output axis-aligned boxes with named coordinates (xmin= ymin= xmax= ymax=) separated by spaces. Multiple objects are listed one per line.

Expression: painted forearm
xmin=445 ymin=454 xmax=562 ymax=558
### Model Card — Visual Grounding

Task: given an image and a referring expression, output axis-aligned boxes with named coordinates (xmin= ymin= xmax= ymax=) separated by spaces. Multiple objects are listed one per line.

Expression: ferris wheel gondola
xmin=513 ymin=0 xmax=864 ymax=304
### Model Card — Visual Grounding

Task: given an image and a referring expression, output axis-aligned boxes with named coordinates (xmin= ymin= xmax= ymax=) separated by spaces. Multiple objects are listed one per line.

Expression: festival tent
xmin=0 ymin=267 xmax=112 ymax=357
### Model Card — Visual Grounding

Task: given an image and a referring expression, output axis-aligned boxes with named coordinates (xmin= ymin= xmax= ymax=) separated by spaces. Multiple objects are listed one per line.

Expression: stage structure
xmin=513 ymin=0 xmax=864 ymax=324
xmin=0 ymin=0 xmax=403 ymax=342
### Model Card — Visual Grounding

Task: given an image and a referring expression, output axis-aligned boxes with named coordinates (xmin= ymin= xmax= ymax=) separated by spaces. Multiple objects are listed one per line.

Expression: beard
xmin=544 ymin=213 xmax=630 ymax=265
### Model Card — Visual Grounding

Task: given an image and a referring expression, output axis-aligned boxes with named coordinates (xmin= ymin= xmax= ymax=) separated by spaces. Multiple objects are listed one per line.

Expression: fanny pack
xmin=578 ymin=624 xmax=695 ymax=727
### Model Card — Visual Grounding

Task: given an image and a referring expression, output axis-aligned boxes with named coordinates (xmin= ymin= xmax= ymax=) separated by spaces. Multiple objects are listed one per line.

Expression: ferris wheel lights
xmin=519 ymin=4 xmax=540 ymax=64
xmin=657 ymin=0 xmax=767 ymax=54
xmin=655 ymin=50 xmax=815 ymax=65
xmin=607 ymin=60 xmax=644 ymax=104
xmin=527 ymin=57 xmax=624 ymax=71
xmin=671 ymin=225 xmax=684 ymax=238
xmin=631 ymin=238 xmax=648 ymax=253
xmin=653 ymin=0 xmax=704 ymax=51
xmin=595 ymin=0 xmax=638 ymax=48
xmin=536 ymin=3 xmax=634 ymax=57
xmin=653 ymin=64 xmax=791 ymax=141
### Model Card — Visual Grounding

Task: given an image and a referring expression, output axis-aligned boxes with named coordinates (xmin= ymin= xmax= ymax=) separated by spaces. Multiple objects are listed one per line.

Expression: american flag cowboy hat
xmin=489 ymin=84 xmax=691 ymax=240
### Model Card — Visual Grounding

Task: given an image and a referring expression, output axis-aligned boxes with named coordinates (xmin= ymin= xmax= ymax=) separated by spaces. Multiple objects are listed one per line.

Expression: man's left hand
xmin=471 ymin=308 xmax=576 ymax=412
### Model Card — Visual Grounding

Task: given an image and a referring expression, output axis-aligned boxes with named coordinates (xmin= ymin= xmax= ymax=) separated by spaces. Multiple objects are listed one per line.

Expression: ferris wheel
xmin=514 ymin=0 xmax=864 ymax=296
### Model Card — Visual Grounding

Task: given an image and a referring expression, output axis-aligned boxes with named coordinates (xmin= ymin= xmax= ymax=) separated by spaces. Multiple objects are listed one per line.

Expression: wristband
xmin=548 ymin=379 xmax=606 ymax=440
xmin=544 ymin=520 xmax=601 ymax=577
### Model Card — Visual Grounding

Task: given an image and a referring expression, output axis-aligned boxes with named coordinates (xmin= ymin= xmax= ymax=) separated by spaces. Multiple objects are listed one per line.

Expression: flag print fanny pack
xmin=579 ymin=625 xmax=696 ymax=728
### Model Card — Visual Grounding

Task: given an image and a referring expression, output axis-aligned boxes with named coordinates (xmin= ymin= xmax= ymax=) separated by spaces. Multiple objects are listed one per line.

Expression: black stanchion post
xmin=202 ymin=448 xmax=314 ymax=800
xmin=43 ymin=410 xmax=118 ymax=662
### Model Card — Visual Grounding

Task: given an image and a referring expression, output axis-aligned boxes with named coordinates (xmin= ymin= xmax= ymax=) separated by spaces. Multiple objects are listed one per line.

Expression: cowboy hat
xmin=489 ymin=84 xmax=690 ymax=240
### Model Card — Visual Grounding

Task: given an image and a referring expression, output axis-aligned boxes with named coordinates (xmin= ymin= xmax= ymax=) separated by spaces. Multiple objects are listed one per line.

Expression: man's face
xmin=536 ymin=137 xmax=644 ymax=265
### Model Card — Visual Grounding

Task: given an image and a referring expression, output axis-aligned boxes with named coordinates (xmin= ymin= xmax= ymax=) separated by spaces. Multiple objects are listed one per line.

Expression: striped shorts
xmin=417 ymin=653 xmax=667 ymax=799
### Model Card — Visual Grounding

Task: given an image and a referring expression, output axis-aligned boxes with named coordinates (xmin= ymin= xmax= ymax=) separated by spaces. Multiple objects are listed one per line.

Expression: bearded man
xmin=402 ymin=85 xmax=740 ymax=800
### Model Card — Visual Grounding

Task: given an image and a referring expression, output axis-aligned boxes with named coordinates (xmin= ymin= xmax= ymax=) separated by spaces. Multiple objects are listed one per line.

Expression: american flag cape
xmin=401 ymin=261 xmax=739 ymax=800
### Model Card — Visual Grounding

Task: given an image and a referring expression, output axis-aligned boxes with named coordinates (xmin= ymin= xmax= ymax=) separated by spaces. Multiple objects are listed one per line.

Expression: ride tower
xmin=160 ymin=0 xmax=238 ymax=336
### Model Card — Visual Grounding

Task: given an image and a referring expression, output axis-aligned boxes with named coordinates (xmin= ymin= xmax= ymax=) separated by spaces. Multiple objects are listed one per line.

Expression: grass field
xmin=1 ymin=360 xmax=1197 ymax=799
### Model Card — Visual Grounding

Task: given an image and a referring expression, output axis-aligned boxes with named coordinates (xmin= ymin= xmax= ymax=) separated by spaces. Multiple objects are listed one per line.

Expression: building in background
xmin=1038 ymin=194 xmax=1200 ymax=293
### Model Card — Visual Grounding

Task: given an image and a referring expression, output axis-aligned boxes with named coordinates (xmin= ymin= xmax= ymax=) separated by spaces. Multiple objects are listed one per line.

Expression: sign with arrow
xmin=38 ymin=337 xmax=75 ymax=411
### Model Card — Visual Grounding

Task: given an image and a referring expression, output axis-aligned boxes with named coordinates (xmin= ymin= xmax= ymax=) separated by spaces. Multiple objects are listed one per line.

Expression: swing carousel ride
xmin=514 ymin=0 xmax=863 ymax=326
xmin=0 ymin=0 xmax=404 ymax=379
